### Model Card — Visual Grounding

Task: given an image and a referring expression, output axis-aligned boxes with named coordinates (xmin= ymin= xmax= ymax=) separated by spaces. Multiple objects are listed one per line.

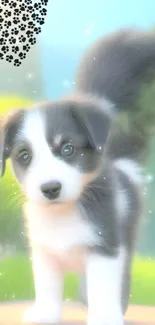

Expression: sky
xmin=39 ymin=0 xmax=155 ymax=98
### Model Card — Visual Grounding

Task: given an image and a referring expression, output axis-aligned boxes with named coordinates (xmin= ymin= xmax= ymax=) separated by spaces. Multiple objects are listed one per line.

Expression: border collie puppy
xmin=1 ymin=28 xmax=155 ymax=325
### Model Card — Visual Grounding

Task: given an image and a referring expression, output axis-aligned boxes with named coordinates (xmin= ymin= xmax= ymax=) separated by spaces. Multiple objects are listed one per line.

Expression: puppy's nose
xmin=41 ymin=181 xmax=61 ymax=200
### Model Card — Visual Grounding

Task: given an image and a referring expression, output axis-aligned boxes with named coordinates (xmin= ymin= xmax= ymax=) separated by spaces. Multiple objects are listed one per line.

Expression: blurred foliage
xmin=0 ymin=97 xmax=33 ymax=250
xmin=0 ymin=254 xmax=154 ymax=305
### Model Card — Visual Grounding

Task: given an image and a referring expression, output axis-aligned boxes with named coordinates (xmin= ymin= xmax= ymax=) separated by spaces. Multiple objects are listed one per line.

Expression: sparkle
xmin=94 ymin=57 xmax=96 ymax=60
xmin=26 ymin=73 xmax=33 ymax=79
xmin=63 ymin=79 xmax=71 ymax=89
xmin=84 ymin=24 xmax=94 ymax=36
xmin=99 ymin=231 xmax=102 ymax=235
xmin=81 ymin=153 xmax=84 ymax=156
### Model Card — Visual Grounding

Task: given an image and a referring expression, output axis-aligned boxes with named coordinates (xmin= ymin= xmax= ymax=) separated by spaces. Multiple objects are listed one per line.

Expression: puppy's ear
xmin=0 ymin=109 xmax=24 ymax=177
xmin=71 ymin=105 xmax=111 ymax=150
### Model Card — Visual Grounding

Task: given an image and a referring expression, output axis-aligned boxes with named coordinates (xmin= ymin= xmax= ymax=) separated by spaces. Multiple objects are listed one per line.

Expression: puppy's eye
xmin=18 ymin=149 xmax=31 ymax=165
xmin=61 ymin=143 xmax=75 ymax=157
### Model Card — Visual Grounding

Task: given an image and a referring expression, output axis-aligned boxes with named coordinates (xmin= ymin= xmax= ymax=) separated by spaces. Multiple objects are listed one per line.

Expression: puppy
xmin=1 ymin=28 xmax=155 ymax=325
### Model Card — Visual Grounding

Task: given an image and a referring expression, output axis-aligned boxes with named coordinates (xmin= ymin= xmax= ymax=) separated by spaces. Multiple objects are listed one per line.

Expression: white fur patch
xmin=25 ymin=202 xmax=98 ymax=255
xmin=19 ymin=109 xmax=85 ymax=203
xmin=116 ymin=182 xmax=129 ymax=220
xmin=86 ymin=247 xmax=125 ymax=325
xmin=114 ymin=158 xmax=143 ymax=185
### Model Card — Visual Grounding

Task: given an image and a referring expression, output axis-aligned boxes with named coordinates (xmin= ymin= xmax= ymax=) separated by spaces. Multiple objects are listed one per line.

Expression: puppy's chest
xmin=25 ymin=203 xmax=98 ymax=266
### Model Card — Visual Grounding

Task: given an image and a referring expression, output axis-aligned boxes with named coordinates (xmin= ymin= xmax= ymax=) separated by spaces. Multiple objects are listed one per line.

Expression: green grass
xmin=0 ymin=254 xmax=155 ymax=305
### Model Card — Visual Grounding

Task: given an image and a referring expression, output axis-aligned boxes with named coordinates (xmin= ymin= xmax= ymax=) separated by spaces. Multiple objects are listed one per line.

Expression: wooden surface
xmin=0 ymin=301 xmax=155 ymax=325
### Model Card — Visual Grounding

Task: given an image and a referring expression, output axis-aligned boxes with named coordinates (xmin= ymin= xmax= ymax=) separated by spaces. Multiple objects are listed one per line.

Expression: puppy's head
xmin=0 ymin=95 xmax=112 ymax=205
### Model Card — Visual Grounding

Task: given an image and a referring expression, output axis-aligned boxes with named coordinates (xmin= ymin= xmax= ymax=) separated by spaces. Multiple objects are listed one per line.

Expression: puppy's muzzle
xmin=41 ymin=181 xmax=61 ymax=200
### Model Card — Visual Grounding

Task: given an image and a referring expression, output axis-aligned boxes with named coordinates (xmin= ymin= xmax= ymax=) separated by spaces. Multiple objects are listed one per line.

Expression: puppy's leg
xmin=86 ymin=247 xmax=126 ymax=325
xmin=24 ymin=247 xmax=63 ymax=324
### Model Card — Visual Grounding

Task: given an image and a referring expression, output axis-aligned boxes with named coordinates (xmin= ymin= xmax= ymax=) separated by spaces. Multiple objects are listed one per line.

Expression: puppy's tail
xmin=75 ymin=28 xmax=155 ymax=161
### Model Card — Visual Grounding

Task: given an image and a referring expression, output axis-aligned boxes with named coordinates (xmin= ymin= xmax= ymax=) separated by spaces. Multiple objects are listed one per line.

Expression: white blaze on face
xmin=20 ymin=109 xmax=83 ymax=203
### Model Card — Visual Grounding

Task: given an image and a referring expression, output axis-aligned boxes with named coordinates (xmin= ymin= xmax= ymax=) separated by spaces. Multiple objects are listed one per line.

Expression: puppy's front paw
xmin=23 ymin=303 xmax=61 ymax=324
xmin=88 ymin=306 xmax=124 ymax=325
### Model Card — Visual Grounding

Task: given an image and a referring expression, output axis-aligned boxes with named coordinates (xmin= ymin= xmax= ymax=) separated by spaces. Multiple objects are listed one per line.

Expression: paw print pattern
xmin=11 ymin=27 xmax=19 ymax=35
xmin=1 ymin=0 xmax=9 ymax=6
xmin=6 ymin=54 xmax=13 ymax=62
xmin=4 ymin=10 xmax=12 ymax=18
xmin=1 ymin=45 xmax=9 ymax=53
xmin=40 ymin=8 xmax=47 ymax=16
xmin=23 ymin=44 xmax=30 ymax=52
xmin=13 ymin=17 xmax=20 ymax=24
xmin=0 ymin=53 xmax=4 ymax=59
xmin=0 ymin=0 xmax=49 ymax=66
xmin=14 ymin=58 xmax=21 ymax=66
xmin=12 ymin=45 xmax=19 ymax=53
xmin=19 ymin=52 xmax=26 ymax=59
xmin=9 ymin=36 xmax=16 ymax=44
xmin=4 ymin=21 xmax=12 ymax=28
xmin=19 ymin=24 xmax=26 ymax=31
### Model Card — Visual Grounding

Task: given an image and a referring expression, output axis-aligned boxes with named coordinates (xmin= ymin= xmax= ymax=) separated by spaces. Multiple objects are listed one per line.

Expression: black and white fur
xmin=1 ymin=28 xmax=155 ymax=325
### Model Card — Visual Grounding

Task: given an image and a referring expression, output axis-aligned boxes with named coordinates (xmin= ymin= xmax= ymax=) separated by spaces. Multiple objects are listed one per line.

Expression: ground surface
xmin=0 ymin=302 xmax=155 ymax=325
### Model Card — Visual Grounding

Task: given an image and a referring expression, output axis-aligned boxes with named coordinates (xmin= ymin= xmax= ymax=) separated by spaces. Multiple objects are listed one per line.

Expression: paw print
xmin=12 ymin=45 xmax=19 ymax=53
xmin=6 ymin=55 xmax=13 ymax=63
xmin=0 ymin=25 xmax=2 ymax=31
xmin=9 ymin=37 xmax=16 ymax=44
xmin=27 ymin=6 xmax=34 ymax=13
xmin=4 ymin=10 xmax=12 ymax=18
xmin=23 ymin=44 xmax=30 ymax=52
xmin=19 ymin=4 xmax=27 ymax=11
xmin=37 ymin=17 xmax=45 ymax=25
xmin=28 ymin=21 xmax=35 ymax=29
xmin=22 ymin=14 xmax=30 ymax=22
xmin=19 ymin=52 xmax=26 ymax=59
xmin=13 ymin=17 xmax=20 ymax=24
xmin=0 ymin=53 xmax=4 ymax=60
xmin=0 ymin=38 xmax=6 ymax=45
xmin=19 ymin=24 xmax=26 ymax=31
xmin=41 ymin=0 xmax=48 ymax=5
xmin=14 ymin=59 xmax=21 ymax=67
xmin=40 ymin=8 xmax=47 ymax=16
xmin=10 ymin=1 xmax=17 ymax=8
xmin=31 ymin=13 xmax=39 ymax=20
xmin=11 ymin=27 xmax=19 ymax=35
xmin=0 ymin=17 xmax=4 ymax=24
xmin=2 ymin=30 xmax=9 ymax=38
xmin=19 ymin=35 xmax=26 ymax=43
xmin=4 ymin=21 xmax=12 ymax=28
xmin=34 ymin=3 xmax=41 ymax=9
xmin=14 ymin=9 xmax=21 ymax=16
xmin=34 ymin=27 xmax=41 ymax=34
xmin=1 ymin=45 xmax=9 ymax=54
xmin=29 ymin=37 xmax=36 ymax=45
xmin=25 ymin=0 xmax=32 ymax=4
xmin=26 ymin=30 xmax=33 ymax=37
xmin=1 ymin=0 xmax=9 ymax=5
